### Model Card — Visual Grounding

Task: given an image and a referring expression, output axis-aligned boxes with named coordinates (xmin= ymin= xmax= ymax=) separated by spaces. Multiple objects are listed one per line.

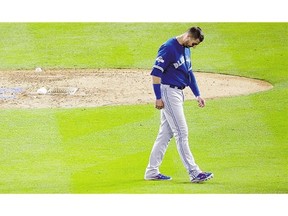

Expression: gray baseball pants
xmin=145 ymin=84 xmax=202 ymax=180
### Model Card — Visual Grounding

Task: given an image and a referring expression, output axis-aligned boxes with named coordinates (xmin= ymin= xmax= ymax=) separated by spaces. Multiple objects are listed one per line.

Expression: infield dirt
xmin=0 ymin=69 xmax=273 ymax=109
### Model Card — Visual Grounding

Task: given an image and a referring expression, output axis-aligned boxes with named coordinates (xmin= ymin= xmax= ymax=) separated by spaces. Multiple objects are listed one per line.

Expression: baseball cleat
xmin=145 ymin=173 xmax=172 ymax=181
xmin=191 ymin=172 xmax=213 ymax=183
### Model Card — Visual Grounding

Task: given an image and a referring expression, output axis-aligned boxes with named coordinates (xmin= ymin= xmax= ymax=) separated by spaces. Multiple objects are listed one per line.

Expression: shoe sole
xmin=191 ymin=173 xmax=214 ymax=183
xmin=144 ymin=177 xmax=172 ymax=181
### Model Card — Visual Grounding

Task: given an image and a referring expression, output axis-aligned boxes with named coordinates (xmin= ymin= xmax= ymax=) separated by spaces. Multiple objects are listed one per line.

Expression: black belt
xmin=169 ymin=85 xmax=185 ymax=90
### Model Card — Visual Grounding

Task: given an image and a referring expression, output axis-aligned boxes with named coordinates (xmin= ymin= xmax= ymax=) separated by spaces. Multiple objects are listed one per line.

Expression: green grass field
xmin=0 ymin=23 xmax=287 ymax=193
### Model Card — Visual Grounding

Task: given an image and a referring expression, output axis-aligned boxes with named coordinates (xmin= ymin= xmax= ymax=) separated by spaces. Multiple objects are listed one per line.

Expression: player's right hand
xmin=155 ymin=99 xmax=164 ymax=110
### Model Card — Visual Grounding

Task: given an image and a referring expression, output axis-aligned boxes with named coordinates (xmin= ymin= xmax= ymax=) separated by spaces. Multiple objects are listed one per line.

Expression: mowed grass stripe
xmin=0 ymin=110 xmax=71 ymax=193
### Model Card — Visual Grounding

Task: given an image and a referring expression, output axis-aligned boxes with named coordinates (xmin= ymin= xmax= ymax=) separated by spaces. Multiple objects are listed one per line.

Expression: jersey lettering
xmin=173 ymin=56 xmax=185 ymax=69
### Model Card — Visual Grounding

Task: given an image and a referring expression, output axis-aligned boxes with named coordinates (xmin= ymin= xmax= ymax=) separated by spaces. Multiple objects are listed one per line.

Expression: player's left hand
xmin=197 ymin=96 xmax=205 ymax=108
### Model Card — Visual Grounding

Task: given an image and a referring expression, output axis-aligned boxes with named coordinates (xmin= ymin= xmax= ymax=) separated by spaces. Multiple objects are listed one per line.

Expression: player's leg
xmin=161 ymin=85 xmax=202 ymax=179
xmin=144 ymin=110 xmax=173 ymax=180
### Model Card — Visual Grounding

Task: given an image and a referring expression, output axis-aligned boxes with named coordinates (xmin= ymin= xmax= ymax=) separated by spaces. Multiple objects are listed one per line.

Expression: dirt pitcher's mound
xmin=0 ymin=69 xmax=273 ymax=109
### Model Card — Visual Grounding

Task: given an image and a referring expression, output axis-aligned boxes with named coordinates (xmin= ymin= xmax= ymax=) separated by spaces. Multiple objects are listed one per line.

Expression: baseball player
xmin=144 ymin=27 xmax=213 ymax=183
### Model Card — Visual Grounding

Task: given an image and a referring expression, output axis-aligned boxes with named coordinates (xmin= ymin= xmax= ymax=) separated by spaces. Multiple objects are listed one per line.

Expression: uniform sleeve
xmin=186 ymin=49 xmax=200 ymax=97
xmin=188 ymin=70 xmax=201 ymax=97
xmin=150 ymin=43 xmax=172 ymax=78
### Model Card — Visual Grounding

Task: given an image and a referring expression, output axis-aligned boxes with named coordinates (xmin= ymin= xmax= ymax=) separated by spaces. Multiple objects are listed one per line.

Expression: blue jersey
xmin=151 ymin=37 xmax=200 ymax=97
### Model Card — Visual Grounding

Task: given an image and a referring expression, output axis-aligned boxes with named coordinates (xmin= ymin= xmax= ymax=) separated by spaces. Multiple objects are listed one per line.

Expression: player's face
xmin=184 ymin=36 xmax=201 ymax=48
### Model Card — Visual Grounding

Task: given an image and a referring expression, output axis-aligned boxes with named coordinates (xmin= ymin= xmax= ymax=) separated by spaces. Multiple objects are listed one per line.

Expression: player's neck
xmin=176 ymin=34 xmax=185 ymax=46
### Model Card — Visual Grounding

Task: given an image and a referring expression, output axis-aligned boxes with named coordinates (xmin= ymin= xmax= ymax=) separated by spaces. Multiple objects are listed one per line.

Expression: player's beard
xmin=183 ymin=41 xmax=192 ymax=48
xmin=183 ymin=42 xmax=189 ymax=48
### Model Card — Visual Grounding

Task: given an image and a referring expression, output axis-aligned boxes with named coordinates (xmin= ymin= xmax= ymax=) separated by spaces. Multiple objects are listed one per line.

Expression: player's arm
xmin=188 ymin=70 xmax=205 ymax=108
xmin=152 ymin=75 xmax=164 ymax=110
xmin=150 ymin=43 xmax=171 ymax=110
